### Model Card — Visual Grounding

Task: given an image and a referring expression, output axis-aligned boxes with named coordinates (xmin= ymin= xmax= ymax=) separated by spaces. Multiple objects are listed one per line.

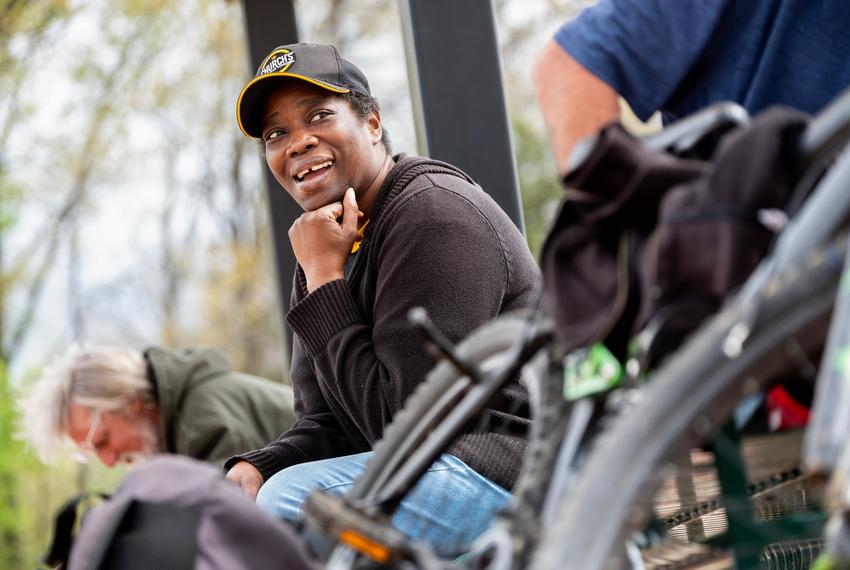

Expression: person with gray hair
xmin=21 ymin=345 xmax=295 ymax=467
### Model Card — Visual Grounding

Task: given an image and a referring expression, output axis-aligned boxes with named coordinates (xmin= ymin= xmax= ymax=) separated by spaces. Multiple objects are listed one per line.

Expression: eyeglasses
xmin=81 ymin=409 xmax=103 ymax=451
xmin=73 ymin=409 xmax=103 ymax=463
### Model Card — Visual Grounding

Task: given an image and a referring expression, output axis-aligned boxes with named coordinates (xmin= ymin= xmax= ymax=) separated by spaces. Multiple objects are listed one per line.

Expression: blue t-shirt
xmin=555 ymin=0 xmax=850 ymax=123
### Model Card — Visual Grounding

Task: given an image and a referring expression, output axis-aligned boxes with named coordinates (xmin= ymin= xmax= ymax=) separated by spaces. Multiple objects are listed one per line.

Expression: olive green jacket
xmin=145 ymin=347 xmax=295 ymax=467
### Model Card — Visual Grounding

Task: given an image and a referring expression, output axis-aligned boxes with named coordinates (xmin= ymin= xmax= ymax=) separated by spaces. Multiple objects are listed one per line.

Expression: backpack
xmin=541 ymin=107 xmax=809 ymax=366
xmin=48 ymin=455 xmax=318 ymax=570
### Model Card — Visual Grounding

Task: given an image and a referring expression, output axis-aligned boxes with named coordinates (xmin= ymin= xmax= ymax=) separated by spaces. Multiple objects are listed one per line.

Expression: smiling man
xmin=224 ymin=43 xmax=542 ymax=555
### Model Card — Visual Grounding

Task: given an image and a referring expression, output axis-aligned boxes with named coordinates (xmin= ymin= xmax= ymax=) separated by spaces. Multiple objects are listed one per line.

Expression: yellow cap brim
xmin=236 ymin=73 xmax=351 ymax=138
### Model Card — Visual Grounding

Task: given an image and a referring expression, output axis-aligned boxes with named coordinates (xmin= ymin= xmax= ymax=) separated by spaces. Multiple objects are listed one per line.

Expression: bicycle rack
xmin=712 ymin=423 xmax=827 ymax=569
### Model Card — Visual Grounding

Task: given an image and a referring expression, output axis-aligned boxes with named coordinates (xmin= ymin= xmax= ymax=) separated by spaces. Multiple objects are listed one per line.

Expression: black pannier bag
xmin=50 ymin=455 xmax=319 ymax=570
xmin=541 ymin=107 xmax=809 ymax=365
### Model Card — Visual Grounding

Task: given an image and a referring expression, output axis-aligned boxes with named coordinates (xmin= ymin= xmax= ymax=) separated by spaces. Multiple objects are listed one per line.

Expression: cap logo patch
xmin=259 ymin=49 xmax=295 ymax=76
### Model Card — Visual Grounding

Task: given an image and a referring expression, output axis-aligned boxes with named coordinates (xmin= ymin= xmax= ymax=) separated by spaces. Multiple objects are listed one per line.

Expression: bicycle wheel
xmin=349 ymin=310 xmax=551 ymax=502
xmin=475 ymin=344 xmax=574 ymax=570
xmin=310 ymin=311 xmax=552 ymax=567
xmin=532 ymin=238 xmax=845 ymax=570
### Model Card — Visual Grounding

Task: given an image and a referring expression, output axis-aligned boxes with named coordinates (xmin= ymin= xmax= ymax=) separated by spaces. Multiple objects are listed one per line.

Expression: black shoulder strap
xmin=43 ymin=492 xmax=110 ymax=568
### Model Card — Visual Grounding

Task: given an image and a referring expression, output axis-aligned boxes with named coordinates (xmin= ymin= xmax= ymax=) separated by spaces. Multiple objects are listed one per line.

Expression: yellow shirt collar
xmin=351 ymin=220 xmax=370 ymax=254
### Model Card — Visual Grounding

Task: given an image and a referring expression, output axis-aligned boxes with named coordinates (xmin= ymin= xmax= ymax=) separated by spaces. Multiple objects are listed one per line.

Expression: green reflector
xmin=563 ymin=343 xmax=623 ymax=401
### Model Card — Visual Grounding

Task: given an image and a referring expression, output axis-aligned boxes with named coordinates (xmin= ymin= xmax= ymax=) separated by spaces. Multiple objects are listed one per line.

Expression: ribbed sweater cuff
xmin=224 ymin=448 xmax=287 ymax=482
xmin=286 ymin=279 xmax=362 ymax=356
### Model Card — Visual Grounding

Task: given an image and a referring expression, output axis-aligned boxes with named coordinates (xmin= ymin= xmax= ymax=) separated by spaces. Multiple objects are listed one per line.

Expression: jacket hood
xmin=144 ymin=347 xmax=233 ymax=452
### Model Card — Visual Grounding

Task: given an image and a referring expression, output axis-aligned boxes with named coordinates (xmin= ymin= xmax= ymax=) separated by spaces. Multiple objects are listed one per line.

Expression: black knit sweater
xmin=226 ymin=156 xmax=542 ymax=490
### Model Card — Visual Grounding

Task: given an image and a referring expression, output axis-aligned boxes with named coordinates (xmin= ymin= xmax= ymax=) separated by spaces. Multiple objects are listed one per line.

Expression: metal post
xmin=399 ymin=0 xmax=525 ymax=234
xmin=240 ymin=0 xmax=300 ymax=360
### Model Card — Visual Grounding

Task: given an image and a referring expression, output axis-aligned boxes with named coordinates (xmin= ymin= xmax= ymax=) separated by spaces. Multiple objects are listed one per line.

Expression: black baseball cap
xmin=236 ymin=43 xmax=372 ymax=139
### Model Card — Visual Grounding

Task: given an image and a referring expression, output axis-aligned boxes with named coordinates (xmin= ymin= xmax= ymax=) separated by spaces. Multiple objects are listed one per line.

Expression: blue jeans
xmin=256 ymin=452 xmax=510 ymax=557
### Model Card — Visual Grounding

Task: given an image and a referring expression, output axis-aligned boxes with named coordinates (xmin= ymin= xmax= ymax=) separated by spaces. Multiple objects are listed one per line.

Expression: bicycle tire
xmin=479 ymin=348 xmax=572 ymax=569
xmin=532 ymin=239 xmax=845 ymax=570
xmin=349 ymin=311 xmax=549 ymax=501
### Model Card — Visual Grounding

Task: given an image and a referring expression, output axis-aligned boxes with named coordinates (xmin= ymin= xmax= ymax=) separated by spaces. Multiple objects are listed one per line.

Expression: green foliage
xmin=0 ymin=360 xmax=25 ymax=569
xmin=513 ymin=117 xmax=563 ymax=259
xmin=0 ymin=169 xmax=22 ymax=233
xmin=0 ymin=0 xmax=69 ymax=39
xmin=118 ymin=0 xmax=171 ymax=19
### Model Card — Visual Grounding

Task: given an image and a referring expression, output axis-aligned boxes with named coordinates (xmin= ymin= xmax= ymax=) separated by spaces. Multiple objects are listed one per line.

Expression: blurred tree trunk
xmin=0 ymin=6 xmax=70 ymax=565
xmin=0 ymin=0 xmax=72 ymax=363
xmin=6 ymin=25 xmax=144 ymax=360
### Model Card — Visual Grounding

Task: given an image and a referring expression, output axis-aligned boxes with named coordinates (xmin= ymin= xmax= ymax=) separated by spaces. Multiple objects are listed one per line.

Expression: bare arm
xmin=533 ymin=39 xmax=621 ymax=176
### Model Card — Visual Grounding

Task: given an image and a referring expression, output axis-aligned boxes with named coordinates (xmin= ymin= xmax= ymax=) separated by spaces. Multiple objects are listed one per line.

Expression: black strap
xmin=43 ymin=492 xmax=110 ymax=568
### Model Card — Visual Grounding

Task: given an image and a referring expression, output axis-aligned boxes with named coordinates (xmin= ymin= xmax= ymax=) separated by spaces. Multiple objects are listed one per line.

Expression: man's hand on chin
xmin=290 ymin=187 xmax=363 ymax=292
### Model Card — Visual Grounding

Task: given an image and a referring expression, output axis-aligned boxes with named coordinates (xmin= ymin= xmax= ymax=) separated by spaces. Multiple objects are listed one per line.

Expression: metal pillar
xmin=399 ymin=0 xmax=525 ymax=234
xmin=240 ymin=0 xmax=299 ymax=359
